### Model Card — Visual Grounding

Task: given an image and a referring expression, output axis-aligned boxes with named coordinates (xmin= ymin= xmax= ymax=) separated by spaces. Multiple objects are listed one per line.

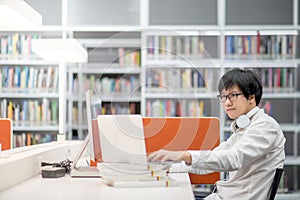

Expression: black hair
xmin=217 ymin=68 xmax=263 ymax=105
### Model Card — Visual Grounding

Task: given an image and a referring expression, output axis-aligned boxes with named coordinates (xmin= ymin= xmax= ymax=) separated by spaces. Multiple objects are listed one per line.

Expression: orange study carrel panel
xmin=90 ymin=119 xmax=103 ymax=166
xmin=0 ymin=119 xmax=12 ymax=150
xmin=143 ymin=117 xmax=220 ymax=184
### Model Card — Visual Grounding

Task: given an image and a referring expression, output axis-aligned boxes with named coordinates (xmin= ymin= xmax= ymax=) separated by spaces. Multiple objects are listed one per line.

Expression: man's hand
xmin=147 ymin=149 xmax=192 ymax=165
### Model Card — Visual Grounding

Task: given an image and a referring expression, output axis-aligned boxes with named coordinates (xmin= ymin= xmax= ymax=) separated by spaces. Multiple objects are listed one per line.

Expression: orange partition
xmin=0 ymin=119 xmax=12 ymax=150
xmin=90 ymin=119 xmax=102 ymax=166
xmin=142 ymin=117 xmax=220 ymax=184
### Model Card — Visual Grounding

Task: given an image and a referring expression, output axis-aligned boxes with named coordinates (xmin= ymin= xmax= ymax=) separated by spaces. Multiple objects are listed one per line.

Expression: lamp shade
xmin=0 ymin=0 xmax=42 ymax=30
xmin=31 ymin=39 xmax=88 ymax=63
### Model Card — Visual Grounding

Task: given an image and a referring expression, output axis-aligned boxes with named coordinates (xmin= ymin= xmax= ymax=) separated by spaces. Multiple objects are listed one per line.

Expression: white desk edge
xmin=0 ymin=141 xmax=195 ymax=200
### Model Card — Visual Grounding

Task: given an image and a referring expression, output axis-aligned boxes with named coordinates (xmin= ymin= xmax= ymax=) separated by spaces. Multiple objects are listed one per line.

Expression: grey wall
xmin=25 ymin=0 xmax=62 ymax=25
xmin=226 ymin=0 xmax=293 ymax=25
xmin=149 ymin=0 xmax=217 ymax=25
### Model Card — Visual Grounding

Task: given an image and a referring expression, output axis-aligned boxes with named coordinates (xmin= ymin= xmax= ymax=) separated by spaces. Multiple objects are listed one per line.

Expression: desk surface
xmin=0 ymin=172 xmax=195 ymax=200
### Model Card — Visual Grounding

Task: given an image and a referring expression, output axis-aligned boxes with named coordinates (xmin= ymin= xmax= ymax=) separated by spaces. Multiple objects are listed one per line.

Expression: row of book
xmin=118 ymin=48 xmax=141 ymax=67
xmin=145 ymin=67 xmax=295 ymax=92
xmin=146 ymin=100 xmax=206 ymax=117
xmin=101 ymin=102 xmax=140 ymax=115
xmin=147 ymin=35 xmax=206 ymax=59
xmin=254 ymin=68 xmax=295 ymax=91
xmin=225 ymin=34 xmax=295 ymax=58
xmin=0 ymin=98 xmax=58 ymax=123
xmin=146 ymin=68 xmax=215 ymax=91
xmin=13 ymin=132 xmax=54 ymax=148
xmin=0 ymin=66 xmax=58 ymax=92
xmin=73 ymin=102 xmax=140 ymax=124
xmin=72 ymin=75 xmax=140 ymax=96
xmin=0 ymin=33 xmax=40 ymax=56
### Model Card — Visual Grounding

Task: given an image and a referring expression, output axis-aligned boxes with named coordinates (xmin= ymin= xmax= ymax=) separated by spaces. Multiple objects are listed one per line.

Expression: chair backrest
xmin=0 ymin=118 xmax=13 ymax=150
xmin=194 ymin=168 xmax=285 ymax=199
xmin=142 ymin=117 xmax=220 ymax=184
xmin=268 ymin=168 xmax=284 ymax=200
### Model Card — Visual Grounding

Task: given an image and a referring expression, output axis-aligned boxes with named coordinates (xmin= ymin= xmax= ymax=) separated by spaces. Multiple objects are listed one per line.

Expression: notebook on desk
xmin=97 ymin=114 xmax=178 ymax=172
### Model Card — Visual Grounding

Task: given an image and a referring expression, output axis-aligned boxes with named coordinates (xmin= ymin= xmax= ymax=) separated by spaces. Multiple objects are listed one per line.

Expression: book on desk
xmin=98 ymin=162 xmax=178 ymax=188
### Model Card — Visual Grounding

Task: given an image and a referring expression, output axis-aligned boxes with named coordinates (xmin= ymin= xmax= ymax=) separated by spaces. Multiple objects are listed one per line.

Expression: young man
xmin=147 ymin=68 xmax=286 ymax=200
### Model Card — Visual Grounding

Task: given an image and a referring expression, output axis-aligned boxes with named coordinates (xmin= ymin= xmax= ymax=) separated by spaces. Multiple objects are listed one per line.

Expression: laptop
xmin=70 ymin=90 xmax=102 ymax=177
xmin=97 ymin=114 xmax=179 ymax=171
xmin=98 ymin=114 xmax=147 ymax=165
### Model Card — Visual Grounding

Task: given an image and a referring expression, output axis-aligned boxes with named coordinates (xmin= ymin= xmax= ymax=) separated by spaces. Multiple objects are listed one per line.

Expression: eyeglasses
xmin=217 ymin=93 xmax=243 ymax=102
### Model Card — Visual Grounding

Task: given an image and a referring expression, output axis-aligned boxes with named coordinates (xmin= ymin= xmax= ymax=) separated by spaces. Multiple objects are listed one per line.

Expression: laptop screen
xmin=72 ymin=90 xmax=102 ymax=168
xmin=86 ymin=90 xmax=102 ymax=162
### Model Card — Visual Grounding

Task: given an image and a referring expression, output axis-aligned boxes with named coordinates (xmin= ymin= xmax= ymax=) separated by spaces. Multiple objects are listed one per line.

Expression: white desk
xmin=0 ymin=172 xmax=195 ymax=200
xmin=0 ymin=141 xmax=82 ymax=191
xmin=0 ymin=141 xmax=195 ymax=200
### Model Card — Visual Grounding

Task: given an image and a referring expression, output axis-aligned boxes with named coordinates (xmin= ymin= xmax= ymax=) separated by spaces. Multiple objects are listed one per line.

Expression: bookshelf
xmin=67 ymin=33 xmax=142 ymax=140
xmin=0 ymin=32 xmax=59 ymax=147
xmin=141 ymin=30 xmax=221 ymax=117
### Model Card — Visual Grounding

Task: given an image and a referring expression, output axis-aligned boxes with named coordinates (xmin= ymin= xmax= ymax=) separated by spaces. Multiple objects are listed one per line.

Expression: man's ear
xmin=248 ymin=94 xmax=256 ymax=104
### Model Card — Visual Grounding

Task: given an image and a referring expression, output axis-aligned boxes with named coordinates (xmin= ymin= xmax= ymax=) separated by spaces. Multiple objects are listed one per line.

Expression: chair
xmin=0 ymin=118 xmax=12 ymax=150
xmin=193 ymin=168 xmax=284 ymax=200
xmin=268 ymin=168 xmax=284 ymax=200
xmin=193 ymin=186 xmax=212 ymax=200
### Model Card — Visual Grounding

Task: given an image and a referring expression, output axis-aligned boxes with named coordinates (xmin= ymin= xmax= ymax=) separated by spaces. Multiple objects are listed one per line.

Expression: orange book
xmin=26 ymin=133 xmax=31 ymax=146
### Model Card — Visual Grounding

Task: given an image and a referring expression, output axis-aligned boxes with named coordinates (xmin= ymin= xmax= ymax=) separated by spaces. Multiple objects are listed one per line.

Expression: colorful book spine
xmin=145 ymin=100 xmax=206 ymax=117
xmin=225 ymin=33 xmax=295 ymax=58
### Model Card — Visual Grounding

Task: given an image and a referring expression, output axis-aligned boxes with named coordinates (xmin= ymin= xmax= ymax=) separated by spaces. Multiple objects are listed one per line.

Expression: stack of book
xmin=97 ymin=162 xmax=178 ymax=188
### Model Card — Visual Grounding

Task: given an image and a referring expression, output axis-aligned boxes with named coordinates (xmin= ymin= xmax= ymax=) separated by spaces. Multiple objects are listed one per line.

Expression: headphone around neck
xmin=235 ymin=107 xmax=260 ymax=129
xmin=236 ymin=114 xmax=251 ymax=129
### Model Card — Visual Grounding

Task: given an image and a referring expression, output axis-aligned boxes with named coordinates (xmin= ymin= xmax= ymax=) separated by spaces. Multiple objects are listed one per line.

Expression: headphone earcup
xmin=236 ymin=115 xmax=250 ymax=129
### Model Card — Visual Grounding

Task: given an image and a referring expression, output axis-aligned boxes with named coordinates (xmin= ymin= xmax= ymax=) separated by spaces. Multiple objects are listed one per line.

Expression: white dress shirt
xmin=188 ymin=107 xmax=286 ymax=200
